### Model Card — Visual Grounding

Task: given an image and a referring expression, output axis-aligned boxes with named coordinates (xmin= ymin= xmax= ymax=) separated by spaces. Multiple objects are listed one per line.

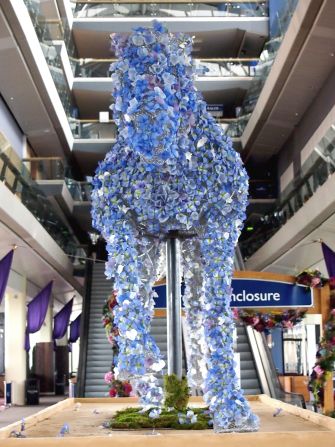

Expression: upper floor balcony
xmin=71 ymin=2 xmax=268 ymax=19
xmin=70 ymin=1 xmax=268 ymax=56
xmin=0 ymin=133 xmax=86 ymax=293
xmin=240 ymin=120 xmax=335 ymax=269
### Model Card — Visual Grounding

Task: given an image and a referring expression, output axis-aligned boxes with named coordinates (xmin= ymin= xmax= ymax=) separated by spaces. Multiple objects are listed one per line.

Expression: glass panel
xmin=239 ymin=122 xmax=335 ymax=259
xmin=71 ymin=2 xmax=269 ymax=19
xmin=225 ymin=0 xmax=298 ymax=137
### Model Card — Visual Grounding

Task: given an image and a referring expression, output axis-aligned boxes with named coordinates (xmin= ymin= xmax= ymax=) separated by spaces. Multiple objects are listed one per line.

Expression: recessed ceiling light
xmin=10 ymin=97 xmax=14 ymax=101
xmin=330 ymin=52 xmax=334 ymax=57
xmin=295 ymin=112 xmax=299 ymax=116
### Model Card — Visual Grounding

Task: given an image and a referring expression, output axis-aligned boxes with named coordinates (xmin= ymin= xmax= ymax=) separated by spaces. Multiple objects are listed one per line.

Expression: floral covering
xmin=102 ymin=291 xmax=119 ymax=347
xmin=236 ymin=309 xmax=306 ymax=334
xmin=91 ymin=21 xmax=258 ymax=431
xmin=296 ymin=269 xmax=327 ymax=288
xmin=309 ymin=309 xmax=335 ymax=406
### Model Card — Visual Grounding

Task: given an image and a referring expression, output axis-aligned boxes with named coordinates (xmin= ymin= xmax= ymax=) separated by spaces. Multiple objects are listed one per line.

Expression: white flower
xmin=125 ymin=329 xmax=137 ymax=340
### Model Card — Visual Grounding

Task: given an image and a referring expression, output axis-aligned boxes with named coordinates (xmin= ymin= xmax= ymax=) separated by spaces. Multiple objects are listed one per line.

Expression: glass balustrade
xmin=22 ymin=157 xmax=70 ymax=181
xmin=239 ymin=123 xmax=335 ymax=260
xmin=71 ymin=57 xmax=259 ymax=78
xmin=71 ymin=1 xmax=268 ymax=18
xmin=65 ymin=179 xmax=92 ymax=202
xmin=23 ymin=0 xmax=76 ymax=117
xmin=0 ymin=135 xmax=84 ymax=262
xmin=69 ymin=119 xmax=118 ymax=139
xmin=226 ymin=0 xmax=298 ymax=137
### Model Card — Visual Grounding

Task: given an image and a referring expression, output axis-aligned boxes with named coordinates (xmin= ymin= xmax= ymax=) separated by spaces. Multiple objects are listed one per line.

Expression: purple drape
xmin=0 ymin=250 xmax=14 ymax=305
xmin=53 ymin=298 xmax=73 ymax=349
xmin=322 ymin=242 xmax=335 ymax=278
xmin=25 ymin=281 xmax=53 ymax=351
xmin=69 ymin=313 xmax=81 ymax=343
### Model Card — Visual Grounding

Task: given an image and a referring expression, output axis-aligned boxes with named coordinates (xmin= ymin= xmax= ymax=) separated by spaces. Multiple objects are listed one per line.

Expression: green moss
xmin=109 ymin=407 xmax=212 ymax=430
xmin=163 ymin=374 xmax=190 ymax=411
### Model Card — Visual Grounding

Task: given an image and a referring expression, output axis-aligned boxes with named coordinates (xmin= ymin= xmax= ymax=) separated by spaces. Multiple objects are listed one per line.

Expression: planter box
xmin=0 ymin=395 xmax=335 ymax=446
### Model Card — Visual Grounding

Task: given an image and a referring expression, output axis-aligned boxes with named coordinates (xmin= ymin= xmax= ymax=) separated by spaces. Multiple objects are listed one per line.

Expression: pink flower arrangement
xmin=104 ymin=371 xmax=114 ymax=384
xmin=104 ymin=371 xmax=132 ymax=398
xmin=236 ymin=309 xmax=306 ymax=334
xmin=296 ymin=269 xmax=326 ymax=288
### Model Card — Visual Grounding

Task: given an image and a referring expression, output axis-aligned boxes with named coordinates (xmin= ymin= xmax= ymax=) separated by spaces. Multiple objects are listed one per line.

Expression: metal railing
xmin=69 ymin=119 xmax=118 ymax=139
xmin=69 ymin=117 xmax=242 ymax=140
xmin=71 ymin=57 xmax=259 ymax=78
xmin=0 ymin=138 xmax=84 ymax=262
xmin=22 ymin=157 xmax=70 ymax=181
xmin=71 ymin=1 xmax=268 ymax=18
xmin=239 ymin=123 xmax=335 ymax=260
xmin=65 ymin=179 xmax=92 ymax=202
xmin=23 ymin=0 xmax=76 ymax=117
xmin=226 ymin=0 xmax=298 ymax=137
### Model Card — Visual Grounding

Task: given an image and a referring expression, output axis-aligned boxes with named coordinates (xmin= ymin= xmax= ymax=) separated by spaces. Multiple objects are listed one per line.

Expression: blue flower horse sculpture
xmin=92 ymin=21 xmax=258 ymax=432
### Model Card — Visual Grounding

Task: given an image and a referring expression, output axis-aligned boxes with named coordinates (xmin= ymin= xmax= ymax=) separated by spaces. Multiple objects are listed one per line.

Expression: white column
xmin=38 ymin=299 xmax=53 ymax=342
xmin=4 ymin=272 xmax=27 ymax=405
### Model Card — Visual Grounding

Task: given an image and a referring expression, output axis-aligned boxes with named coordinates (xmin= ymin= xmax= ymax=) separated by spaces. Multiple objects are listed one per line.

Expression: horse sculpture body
xmin=92 ymin=21 xmax=258 ymax=432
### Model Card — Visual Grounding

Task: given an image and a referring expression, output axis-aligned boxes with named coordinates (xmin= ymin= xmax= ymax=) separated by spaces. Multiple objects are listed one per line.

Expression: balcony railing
xmin=71 ymin=1 xmax=268 ymax=19
xmin=69 ymin=119 xmax=118 ymax=139
xmin=226 ymin=0 xmax=298 ymax=137
xmin=22 ymin=157 xmax=71 ymax=180
xmin=71 ymin=57 xmax=259 ymax=78
xmin=69 ymin=118 xmax=243 ymax=139
xmin=23 ymin=0 xmax=76 ymax=117
xmin=0 ymin=140 xmax=85 ymax=262
xmin=66 ymin=179 xmax=92 ymax=202
xmin=239 ymin=123 xmax=335 ymax=260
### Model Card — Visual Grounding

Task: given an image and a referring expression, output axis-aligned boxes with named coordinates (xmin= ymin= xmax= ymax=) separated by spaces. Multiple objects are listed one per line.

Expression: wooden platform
xmin=1 ymin=395 xmax=335 ymax=446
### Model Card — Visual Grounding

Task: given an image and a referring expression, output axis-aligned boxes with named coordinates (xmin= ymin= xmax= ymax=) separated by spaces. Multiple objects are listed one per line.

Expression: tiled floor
xmin=0 ymin=395 xmax=66 ymax=429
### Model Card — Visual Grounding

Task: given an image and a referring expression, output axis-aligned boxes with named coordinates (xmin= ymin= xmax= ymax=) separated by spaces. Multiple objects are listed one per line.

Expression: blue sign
xmin=231 ymin=278 xmax=312 ymax=308
xmin=153 ymin=279 xmax=313 ymax=308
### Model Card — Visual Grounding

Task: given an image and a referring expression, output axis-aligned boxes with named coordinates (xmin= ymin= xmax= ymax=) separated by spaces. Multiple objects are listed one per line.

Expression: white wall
xmin=0 ymin=96 xmax=26 ymax=158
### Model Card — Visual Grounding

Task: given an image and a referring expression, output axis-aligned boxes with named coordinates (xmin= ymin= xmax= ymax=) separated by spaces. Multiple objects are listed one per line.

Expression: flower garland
xmin=296 ymin=269 xmax=327 ymax=288
xmin=102 ymin=291 xmax=119 ymax=348
xmin=91 ymin=21 xmax=258 ymax=430
xmin=236 ymin=309 xmax=307 ymax=334
xmin=309 ymin=309 xmax=335 ymax=406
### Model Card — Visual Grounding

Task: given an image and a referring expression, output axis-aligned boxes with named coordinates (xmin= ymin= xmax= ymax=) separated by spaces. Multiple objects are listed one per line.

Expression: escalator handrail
xmin=77 ymin=259 xmax=93 ymax=397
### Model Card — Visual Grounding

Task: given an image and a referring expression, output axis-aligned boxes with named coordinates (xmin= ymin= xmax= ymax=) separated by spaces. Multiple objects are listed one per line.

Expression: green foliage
xmin=163 ymin=374 xmax=190 ymax=411
xmin=109 ymin=407 xmax=211 ymax=430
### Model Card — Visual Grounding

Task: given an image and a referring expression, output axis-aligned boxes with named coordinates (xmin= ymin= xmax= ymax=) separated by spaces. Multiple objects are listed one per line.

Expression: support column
xmin=166 ymin=235 xmax=182 ymax=379
xmin=4 ymin=273 xmax=27 ymax=405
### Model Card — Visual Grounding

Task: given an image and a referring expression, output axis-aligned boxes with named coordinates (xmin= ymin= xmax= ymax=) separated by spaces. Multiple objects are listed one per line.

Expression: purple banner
xmin=25 ymin=281 xmax=53 ymax=351
xmin=69 ymin=313 xmax=81 ymax=344
xmin=322 ymin=242 xmax=335 ymax=278
xmin=0 ymin=250 xmax=14 ymax=305
xmin=53 ymin=298 xmax=73 ymax=349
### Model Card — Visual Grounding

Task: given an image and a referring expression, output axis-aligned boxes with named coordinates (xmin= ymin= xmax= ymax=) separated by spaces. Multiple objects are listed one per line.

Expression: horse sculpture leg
xmin=181 ymin=238 xmax=207 ymax=391
xmin=105 ymin=220 xmax=164 ymax=407
xmin=200 ymin=214 xmax=259 ymax=432
xmin=132 ymin=236 xmax=165 ymax=407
